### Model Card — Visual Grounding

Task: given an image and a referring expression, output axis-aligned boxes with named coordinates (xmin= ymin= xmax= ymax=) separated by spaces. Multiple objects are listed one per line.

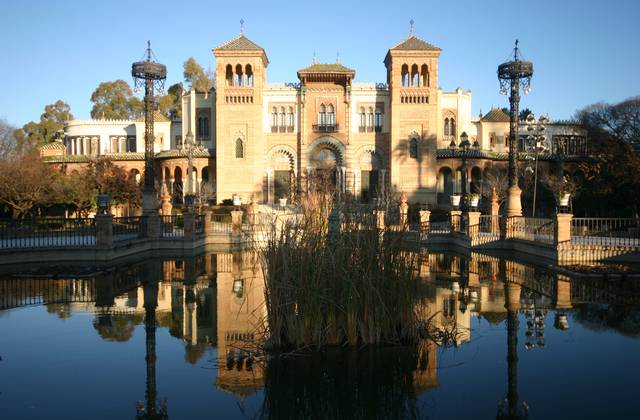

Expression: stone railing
xmin=0 ymin=217 xmax=96 ymax=249
xmin=571 ymin=217 xmax=640 ymax=247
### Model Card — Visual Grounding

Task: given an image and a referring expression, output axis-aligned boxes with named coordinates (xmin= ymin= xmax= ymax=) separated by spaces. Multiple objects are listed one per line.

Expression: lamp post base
xmin=142 ymin=189 xmax=158 ymax=215
xmin=505 ymin=185 xmax=523 ymax=218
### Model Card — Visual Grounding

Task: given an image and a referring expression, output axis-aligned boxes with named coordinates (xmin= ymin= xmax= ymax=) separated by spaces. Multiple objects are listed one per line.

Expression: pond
xmin=0 ymin=251 xmax=639 ymax=419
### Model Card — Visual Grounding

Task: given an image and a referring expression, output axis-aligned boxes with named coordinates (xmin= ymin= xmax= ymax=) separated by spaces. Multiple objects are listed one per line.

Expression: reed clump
xmin=260 ymin=192 xmax=426 ymax=350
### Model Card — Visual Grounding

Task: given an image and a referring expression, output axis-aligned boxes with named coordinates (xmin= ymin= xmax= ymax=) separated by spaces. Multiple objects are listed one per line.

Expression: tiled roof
xmin=40 ymin=141 xmax=66 ymax=150
xmin=156 ymin=149 xmax=214 ymax=159
xmin=135 ymin=111 xmax=170 ymax=123
xmin=390 ymin=35 xmax=441 ymax=51
xmin=42 ymin=150 xmax=215 ymax=163
xmin=42 ymin=155 xmax=90 ymax=163
xmin=213 ymin=35 xmax=264 ymax=52
xmin=297 ymin=63 xmax=355 ymax=74
xmin=481 ymin=108 xmax=510 ymax=123
xmin=436 ymin=149 xmax=587 ymax=162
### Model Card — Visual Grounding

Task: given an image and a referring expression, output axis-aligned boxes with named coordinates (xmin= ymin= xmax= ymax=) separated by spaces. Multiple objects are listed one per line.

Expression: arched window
xmin=359 ymin=107 xmax=366 ymax=132
xmin=279 ymin=107 xmax=285 ymax=130
xmin=245 ymin=64 xmax=253 ymax=87
xmin=375 ymin=107 xmax=382 ymax=132
xmin=286 ymin=107 xmax=294 ymax=130
xmin=319 ymin=104 xmax=326 ymax=126
xmin=444 ymin=118 xmax=450 ymax=136
xmin=367 ymin=107 xmax=374 ymax=129
xmin=127 ymin=136 xmax=136 ymax=153
xmin=198 ymin=115 xmax=209 ymax=139
xmin=225 ymin=64 xmax=233 ymax=86
xmin=235 ymin=138 xmax=244 ymax=158
xmin=401 ymin=64 xmax=409 ymax=87
xmin=450 ymin=119 xmax=456 ymax=138
xmin=421 ymin=64 xmax=429 ymax=87
xmin=411 ymin=64 xmax=419 ymax=86
xmin=235 ymin=64 xmax=243 ymax=86
xmin=271 ymin=107 xmax=278 ymax=131
xmin=409 ymin=138 xmax=418 ymax=159
xmin=327 ymin=104 xmax=335 ymax=126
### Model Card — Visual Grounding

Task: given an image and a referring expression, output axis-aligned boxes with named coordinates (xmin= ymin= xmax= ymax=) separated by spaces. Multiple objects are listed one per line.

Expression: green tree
xmin=158 ymin=83 xmax=184 ymax=120
xmin=183 ymin=58 xmax=213 ymax=92
xmin=21 ymin=100 xmax=73 ymax=147
xmin=519 ymin=107 xmax=533 ymax=121
xmin=0 ymin=152 xmax=57 ymax=217
xmin=91 ymin=158 xmax=141 ymax=208
xmin=90 ymin=80 xmax=142 ymax=120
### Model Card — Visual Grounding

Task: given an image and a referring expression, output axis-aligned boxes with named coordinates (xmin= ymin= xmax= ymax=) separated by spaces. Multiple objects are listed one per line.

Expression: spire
xmin=312 ymin=51 xmax=317 ymax=65
xmin=409 ymin=19 xmax=415 ymax=35
xmin=146 ymin=40 xmax=151 ymax=61
xmin=336 ymin=50 xmax=340 ymax=64
xmin=240 ymin=18 xmax=244 ymax=35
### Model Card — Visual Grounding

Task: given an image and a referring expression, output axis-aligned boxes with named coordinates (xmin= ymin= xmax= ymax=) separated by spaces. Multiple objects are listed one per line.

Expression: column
xmin=95 ymin=214 xmax=113 ymax=249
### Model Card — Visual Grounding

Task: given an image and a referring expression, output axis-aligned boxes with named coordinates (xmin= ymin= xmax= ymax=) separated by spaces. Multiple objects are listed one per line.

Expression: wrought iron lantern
xmin=97 ymin=194 xmax=110 ymax=215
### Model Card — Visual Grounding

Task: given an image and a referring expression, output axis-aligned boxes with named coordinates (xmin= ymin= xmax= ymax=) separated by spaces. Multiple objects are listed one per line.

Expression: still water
xmin=0 ymin=252 xmax=639 ymax=419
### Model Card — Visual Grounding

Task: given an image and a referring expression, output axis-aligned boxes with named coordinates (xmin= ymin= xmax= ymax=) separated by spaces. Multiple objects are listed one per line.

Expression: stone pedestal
xmin=183 ymin=212 xmax=196 ymax=241
xmin=399 ymin=193 xmax=409 ymax=226
xmin=450 ymin=210 xmax=462 ymax=233
xmin=555 ymin=275 xmax=573 ymax=310
xmin=554 ymin=213 xmax=573 ymax=245
xmin=505 ymin=281 xmax=522 ymax=313
xmin=374 ymin=210 xmax=385 ymax=230
xmin=505 ymin=185 xmax=522 ymax=217
xmin=142 ymin=189 xmax=158 ymax=214
xmin=418 ymin=210 xmax=431 ymax=235
xmin=202 ymin=210 xmax=212 ymax=234
xmin=466 ymin=211 xmax=481 ymax=239
xmin=143 ymin=212 xmax=160 ymax=239
xmin=247 ymin=201 xmax=258 ymax=227
xmin=231 ymin=210 xmax=243 ymax=234
xmin=95 ymin=214 xmax=113 ymax=249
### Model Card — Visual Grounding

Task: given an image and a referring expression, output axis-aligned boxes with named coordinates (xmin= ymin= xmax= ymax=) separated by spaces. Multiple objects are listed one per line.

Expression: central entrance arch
xmin=307 ymin=136 xmax=345 ymax=194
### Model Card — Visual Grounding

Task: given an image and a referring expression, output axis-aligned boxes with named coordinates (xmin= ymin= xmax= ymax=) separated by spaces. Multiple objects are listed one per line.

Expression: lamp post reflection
xmin=136 ymin=277 xmax=168 ymax=420
xmin=497 ymin=260 xmax=529 ymax=420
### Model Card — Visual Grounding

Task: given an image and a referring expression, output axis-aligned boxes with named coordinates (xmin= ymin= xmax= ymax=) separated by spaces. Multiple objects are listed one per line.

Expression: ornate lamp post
xmin=132 ymin=41 xmax=166 ymax=215
xmin=524 ymin=113 xmax=550 ymax=217
xmin=180 ymin=131 xmax=204 ymax=211
xmin=498 ymin=40 xmax=533 ymax=217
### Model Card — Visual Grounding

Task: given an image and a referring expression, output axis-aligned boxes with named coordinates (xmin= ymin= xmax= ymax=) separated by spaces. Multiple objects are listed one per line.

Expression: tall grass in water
xmin=260 ymin=192 xmax=425 ymax=350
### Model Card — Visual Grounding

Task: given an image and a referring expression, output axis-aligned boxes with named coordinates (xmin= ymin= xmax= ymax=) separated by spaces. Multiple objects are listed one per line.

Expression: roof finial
xmin=514 ymin=39 xmax=520 ymax=60
xmin=312 ymin=50 xmax=317 ymax=65
xmin=146 ymin=40 xmax=151 ymax=61
xmin=409 ymin=19 xmax=415 ymax=35
xmin=240 ymin=18 xmax=244 ymax=35
xmin=336 ymin=50 xmax=340 ymax=64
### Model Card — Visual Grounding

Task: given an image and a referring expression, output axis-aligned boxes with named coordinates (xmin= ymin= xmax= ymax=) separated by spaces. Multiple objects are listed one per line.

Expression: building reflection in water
xmin=2 ymin=249 xmax=639 ymax=418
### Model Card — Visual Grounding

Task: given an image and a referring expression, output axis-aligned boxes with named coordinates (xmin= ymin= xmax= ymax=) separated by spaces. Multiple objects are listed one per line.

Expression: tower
xmin=385 ymin=29 xmax=441 ymax=204
xmin=212 ymin=28 xmax=268 ymax=203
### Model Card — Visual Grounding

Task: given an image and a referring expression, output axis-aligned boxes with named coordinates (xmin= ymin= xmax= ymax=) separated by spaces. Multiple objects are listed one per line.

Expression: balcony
xmin=359 ymin=126 xmax=382 ymax=133
xmin=271 ymin=126 xmax=295 ymax=133
xmin=312 ymin=124 xmax=339 ymax=133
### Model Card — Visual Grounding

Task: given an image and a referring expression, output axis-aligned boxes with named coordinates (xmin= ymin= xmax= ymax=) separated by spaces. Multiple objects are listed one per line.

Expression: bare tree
xmin=0 ymin=118 xmax=17 ymax=160
xmin=480 ymin=165 xmax=508 ymax=205
xmin=576 ymin=96 xmax=640 ymax=152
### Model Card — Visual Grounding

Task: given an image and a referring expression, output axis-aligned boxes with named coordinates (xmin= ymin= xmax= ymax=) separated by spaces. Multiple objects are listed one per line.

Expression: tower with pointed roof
xmin=212 ymin=28 xmax=269 ymax=202
xmin=385 ymin=30 xmax=442 ymax=202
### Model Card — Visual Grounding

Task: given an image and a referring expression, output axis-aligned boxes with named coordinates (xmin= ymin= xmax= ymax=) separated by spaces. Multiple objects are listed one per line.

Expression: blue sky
xmin=1 ymin=0 xmax=638 ymax=127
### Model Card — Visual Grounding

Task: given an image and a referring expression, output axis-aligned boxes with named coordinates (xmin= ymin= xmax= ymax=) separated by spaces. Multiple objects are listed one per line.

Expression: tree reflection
xmin=573 ymin=304 xmax=640 ymax=338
